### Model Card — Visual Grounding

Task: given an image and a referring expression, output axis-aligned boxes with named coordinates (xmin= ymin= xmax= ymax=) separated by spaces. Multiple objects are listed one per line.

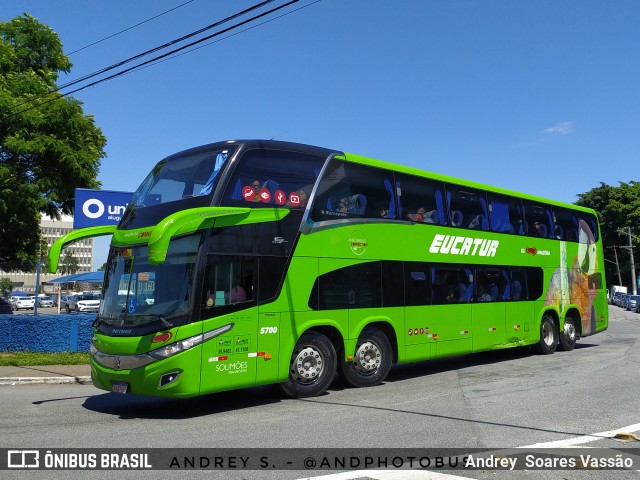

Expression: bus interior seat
xmin=500 ymin=270 xmax=511 ymax=300
xmin=424 ymin=209 xmax=439 ymax=223
xmin=450 ymin=210 xmax=463 ymax=227
xmin=488 ymin=283 xmax=499 ymax=301
xmin=554 ymin=225 xmax=564 ymax=239
xmin=468 ymin=214 xmax=484 ymax=229
xmin=350 ymin=194 xmax=367 ymax=214
xmin=536 ymin=223 xmax=548 ymax=238
xmin=511 ymin=280 xmax=522 ymax=300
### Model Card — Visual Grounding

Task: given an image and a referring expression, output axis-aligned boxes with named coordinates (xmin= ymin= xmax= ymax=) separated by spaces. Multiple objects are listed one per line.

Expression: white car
xmin=11 ymin=296 xmax=35 ymax=311
xmin=67 ymin=294 xmax=101 ymax=313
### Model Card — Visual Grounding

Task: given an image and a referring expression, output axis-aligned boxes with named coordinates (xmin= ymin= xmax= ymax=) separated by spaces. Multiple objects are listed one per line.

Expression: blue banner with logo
xmin=74 ymin=189 xmax=133 ymax=229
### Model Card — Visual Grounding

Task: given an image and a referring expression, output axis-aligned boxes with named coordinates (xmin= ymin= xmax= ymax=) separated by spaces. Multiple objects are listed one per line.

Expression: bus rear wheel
xmin=279 ymin=332 xmax=336 ymax=398
xmin=534 ymin=314 xmax=558 ymax=355
xmin=339 ymin=328 xmax=392 ymax=388
xmin=559 ymin=315 xmax=577 ymax=351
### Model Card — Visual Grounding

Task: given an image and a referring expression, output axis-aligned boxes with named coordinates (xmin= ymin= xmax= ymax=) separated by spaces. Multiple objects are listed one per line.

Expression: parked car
xmin=0 ymin=298 xmax=12 ymax=314
xmin=11 ymin=296 xmax=35 ymax=311
xmin=614 ymin=293 xmax=627 ymax=307
xmin=625 ymin=294 xmax=640 ymax=311
xmin=37 ymin=295 xmax=54 ymax=307
xmin=66 ymin=294 xmax=101 ymax=313
xmin=60 ymin=295 xmax=73 ymax=311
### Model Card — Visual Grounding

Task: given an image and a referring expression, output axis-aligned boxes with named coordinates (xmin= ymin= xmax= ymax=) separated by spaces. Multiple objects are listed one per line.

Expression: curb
xmin=0 ymin=376 xmax=92 ymax=386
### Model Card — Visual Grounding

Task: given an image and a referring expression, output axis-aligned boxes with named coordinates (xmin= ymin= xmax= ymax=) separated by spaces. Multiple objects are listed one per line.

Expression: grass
xmin=0 ymin=351 xmax=90 ymax=366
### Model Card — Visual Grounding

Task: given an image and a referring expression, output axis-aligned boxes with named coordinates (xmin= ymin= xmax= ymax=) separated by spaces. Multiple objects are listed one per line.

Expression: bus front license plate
xmin=112 ymin=382 xmax=129 ymax=394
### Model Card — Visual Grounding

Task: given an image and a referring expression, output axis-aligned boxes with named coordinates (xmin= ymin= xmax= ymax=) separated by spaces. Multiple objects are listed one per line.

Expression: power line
xmin=67 ymin=0 xmax=197 ymax=55
xmin=7 ymin=0 xmax=280 ymax=117
xmin=60 ymin=0 xmax=301 ymax=98
xmin=57 ymin=0 xmax=278 ymax=91
xmin=121 ymin=0 xmax=321 ymax=77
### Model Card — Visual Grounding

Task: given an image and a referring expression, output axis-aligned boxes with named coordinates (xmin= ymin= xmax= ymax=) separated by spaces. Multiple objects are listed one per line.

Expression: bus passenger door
xmin=198 ymin=255 xmax=259 ymax=394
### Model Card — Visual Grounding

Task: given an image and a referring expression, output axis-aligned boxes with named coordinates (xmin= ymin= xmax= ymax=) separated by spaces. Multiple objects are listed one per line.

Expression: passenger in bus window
xmin=444 ymin=288 xmax=455 ymax=303
xmin=407 ymin=208 xmax=438 ymax=223
xmin=407 ymin=207 xmax=426 ymax=222
xmin=225 ymin=285 xmax=247 ymax=304
xmin=533 ymin=221 xmax=548 ymax=237
xmin=477 ymin=284 xmax=491 ymax=302
xmin=244 ymin=180 xmax=262 ymax=202
xmin=286 ymin=186 xmax=311 ymax=208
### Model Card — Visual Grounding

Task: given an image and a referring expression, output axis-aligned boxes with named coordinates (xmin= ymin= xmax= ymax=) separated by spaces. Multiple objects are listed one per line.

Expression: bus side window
xmin=488 ymin=194 xmax=524 ymax=234
xmin=201 ymin=255 xmax=256 ymax=312
xmin=432 ymin=265 xmax=473 ymax=304
xmin=510 ymin=266 xmax=542 ymax=301
xmin=577 ymin=213 xmax=599 ymax=243
xmin=310 ymin=160 xmax=397 ymax=222
xmin=394 ymin=173 xmax=444 ymax=224
xmin=553 ymin=207 xmax=578 ymax=242
xmin=510 ymin=267 xmax=527 ymax=300
xmin=446 ymin=185 xmax=489 ymax=230
xmin=523 ymin=202 xmax=553 ymax=239
xmin=475 ymin=267 xmax=501 ymax=302
xmin=405 ymin=262 xmax=430 ymax=306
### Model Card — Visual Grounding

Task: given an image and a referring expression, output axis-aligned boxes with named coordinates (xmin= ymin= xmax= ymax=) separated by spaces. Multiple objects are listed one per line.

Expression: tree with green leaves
xmin=0 ymin=277 xmax=13 ymax=297
xmin=576 ymin=181 xmax=640 ymax=287
xmin=0 ymin=14 xmax=106 ymax=269
xmin=58 ymin=251 xmax=79 ymax=275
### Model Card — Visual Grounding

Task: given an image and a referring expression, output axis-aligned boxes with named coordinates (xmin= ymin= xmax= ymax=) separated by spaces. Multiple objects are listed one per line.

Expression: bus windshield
xmin=98 ymin=235 xmax=201 ymax=328
xmin=129 ymin=144 xmax=238 ymax=209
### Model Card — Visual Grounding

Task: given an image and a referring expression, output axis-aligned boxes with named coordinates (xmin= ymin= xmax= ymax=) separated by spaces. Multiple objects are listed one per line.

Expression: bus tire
xmin=279 ymin=332 xmax=336 ymax=398
xmin=339 ymin=328 xmax=392 ymax=388
xmin=534 ymin=314 xmax=558 ymax=355
xmin=559 ymin=315 xmax=577 ymax=351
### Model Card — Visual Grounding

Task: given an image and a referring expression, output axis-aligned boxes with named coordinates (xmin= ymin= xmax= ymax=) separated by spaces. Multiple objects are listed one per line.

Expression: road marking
xmin=296 ymin=423 xmax=640 ymax=479
xmin=521 ymin=422 xmax=640 ymax=448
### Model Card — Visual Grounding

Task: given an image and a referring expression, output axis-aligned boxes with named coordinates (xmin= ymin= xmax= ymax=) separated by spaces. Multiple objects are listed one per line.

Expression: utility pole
xmin=618 ymin=227 xmax=637 ymax=295
xmin=609 ymin=246 xmax=623 ymax=285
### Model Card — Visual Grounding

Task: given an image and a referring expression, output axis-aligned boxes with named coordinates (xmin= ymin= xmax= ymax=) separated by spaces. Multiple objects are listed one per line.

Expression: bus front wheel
xmin=280 ymin=332 xmax=336 ymax=398
xmin=559 ymin=315 xmax=577 ymax=351
xmin=534 ymin=315 xmax=558 ymax=355
xmin=339 ymin=328 xmax=392 ymax=388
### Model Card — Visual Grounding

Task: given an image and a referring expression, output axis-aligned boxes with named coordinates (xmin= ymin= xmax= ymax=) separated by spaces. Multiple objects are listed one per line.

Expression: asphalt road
xmin=1 ymin=306 xmax=639 ymax=480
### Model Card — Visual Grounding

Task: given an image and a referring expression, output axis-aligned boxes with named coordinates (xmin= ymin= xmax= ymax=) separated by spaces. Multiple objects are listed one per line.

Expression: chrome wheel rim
xmin=542 ymin=322 xmax=555 ymax=347
xmin=564 ymin=321 xmax=576 ymax=342
xmin=291 ymin=346 xmax=324 ymax=385
xmin=353 ymin=341 xmax=382 ymax=375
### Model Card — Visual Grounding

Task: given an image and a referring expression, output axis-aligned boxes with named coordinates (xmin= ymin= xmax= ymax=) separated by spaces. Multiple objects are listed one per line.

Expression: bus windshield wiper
xmin=157 ymin=315 xmax=174 ymax=329
xmin=134 ymin=313 xmax=175 ymax=329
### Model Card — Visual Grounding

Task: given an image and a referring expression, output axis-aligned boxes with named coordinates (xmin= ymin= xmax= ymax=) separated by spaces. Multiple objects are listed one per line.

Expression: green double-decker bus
xmin=50 ymin=140 xmax=607 ymax=398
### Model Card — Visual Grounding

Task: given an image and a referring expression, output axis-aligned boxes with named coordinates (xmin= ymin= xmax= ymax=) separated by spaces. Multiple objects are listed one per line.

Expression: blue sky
xmin=2 ymin=0 xmax=639 ymax=268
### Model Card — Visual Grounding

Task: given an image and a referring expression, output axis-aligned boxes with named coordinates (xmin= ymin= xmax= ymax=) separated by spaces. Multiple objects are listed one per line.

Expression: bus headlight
xmin=149 ymin=334 xmax=203 ymax=359
xmin=148 ymin=323 xmax=234 ymax=360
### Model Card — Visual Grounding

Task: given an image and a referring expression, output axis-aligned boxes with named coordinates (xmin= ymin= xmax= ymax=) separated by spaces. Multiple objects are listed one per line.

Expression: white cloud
xmin=544 ymin=122 xmax=575 ymax=135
